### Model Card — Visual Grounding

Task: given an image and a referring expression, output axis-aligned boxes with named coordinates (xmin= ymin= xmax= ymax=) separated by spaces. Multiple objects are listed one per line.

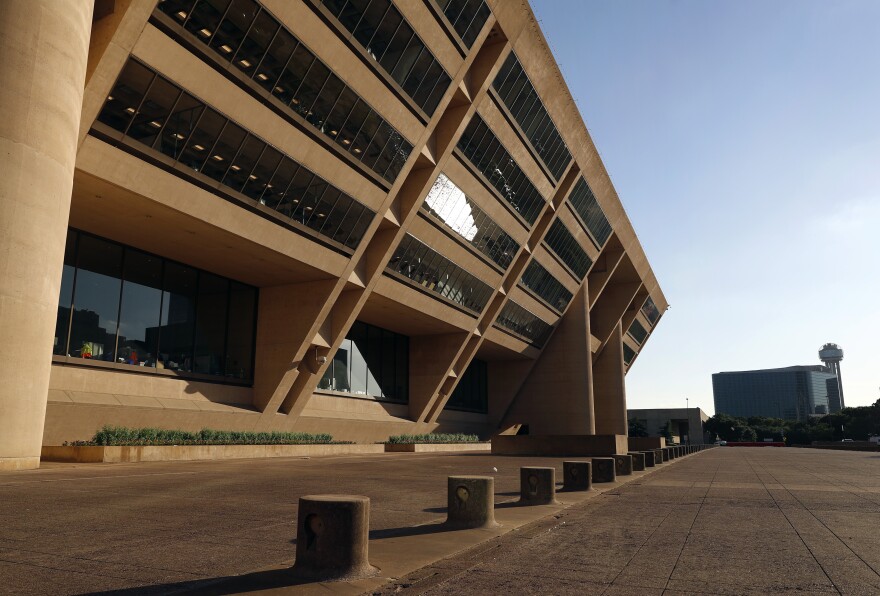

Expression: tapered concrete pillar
xmin=593 ymin=322 xmax=628 ymax=435
xmin=0 ymin=1 xmax=94 ymax=470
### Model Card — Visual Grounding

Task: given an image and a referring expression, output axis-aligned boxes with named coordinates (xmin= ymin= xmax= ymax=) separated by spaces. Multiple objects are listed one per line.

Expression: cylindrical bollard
xmin=519 ymin=467 xmax=557 ymax=505
xmin=628 ymin=452 xmax=646 ymax=471
xmin=446 ymin=476 xmax=498 ymax=529
xmin=592 ymin=457 xmax=616 ymax=483
xmin=613 ymin=454 xmax=633 ymax=476
xmin=562 ymin=461 xmax=592 ymax=491
xmin=292 ymin=495 xmax=377 ymax=581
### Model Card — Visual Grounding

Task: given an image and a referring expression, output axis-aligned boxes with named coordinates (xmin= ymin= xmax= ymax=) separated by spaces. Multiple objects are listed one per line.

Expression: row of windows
xmin=567 ymin=177 xmax=612 ymax=248
xmin=495 ymin=300 xmax=552 ymax=347
xmin=544 ymin=219 xmax=593 ymax=280
xmin=628 ymin=319 xmax=648 ymax=345
xmin=96 ymin=58 xmax=374 ymax=250
xmin=422 ymin=173 xmax=520 ymax=270
xmin=457 ymin=115 xmax=545 ymax=225
xmin=387 ymin=234 xmax=494 ymax=314
xmin=432 ymin=0 xmax=491 ymax=49
xmin=55 ymin=230 xmax=257 ymax=382
xmin=493 ymin=52 xmax=572 ymax=180
xmin=623 ymin=343 xmax=636 ymax=366
xmin=447 ymin=358 xmax=488 ymax=413
xmin=156 ymin=0 xmax=412 ymax=184
xmin=320 ymin=0 xmax=452 ymax=116
xmin=318 ymin=321 xmax=409 ymax=403
xmin=642 ymin=296 xmax=661 ymax=326
xmin=519 ymin=259 xmax=572 ymax=313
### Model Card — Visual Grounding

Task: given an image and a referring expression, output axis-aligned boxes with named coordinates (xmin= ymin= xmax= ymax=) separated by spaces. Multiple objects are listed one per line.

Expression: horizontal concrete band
xmin=40 ymin=444 xmax=385 ymax=463
xmin=384 ymin=443 xmax=492 ymax=453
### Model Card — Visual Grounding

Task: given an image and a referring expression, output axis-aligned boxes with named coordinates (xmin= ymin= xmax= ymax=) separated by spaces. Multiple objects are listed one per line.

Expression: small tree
xmin=658 ymin=420 xmax=674 ymax=443
xmin=628 ymin=418 xmax=649 ymax=437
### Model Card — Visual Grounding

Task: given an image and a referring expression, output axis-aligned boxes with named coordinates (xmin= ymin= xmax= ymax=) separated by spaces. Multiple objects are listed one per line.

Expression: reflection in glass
xmin=520 ymin=259 xmax=572 ymax=313
xmin=567 ymin=177 xmax=612 ymax=248
xmin=432 ymin=0 xmax=491 ymax=48
xmin=447 ymin=358 xmax=487 ymax=413
xmin=457 ymin=115 xmax=544 ymax=225
xmin=159 ymin=262 xmax=197 ymax=373
xmin=641 ymin=296 xmax=661 ymax=326
xmin=117 ymin=249 xmax=163 ymax=367
xmin=318 ymin=321 xmax=409 ymax=403
xmin=495 ymin=300 xmax=552 ymax=347
xmin=628 ymin=320 xmax=648 ymax=345
xmin=54 ymin=231 xmax=77 ymax=355
xmin=69 ymin=235 xmax=123 ymax=361
xmin=193 ymin=272 xmax=229 ymax=375
xmin=423 ymin=173 xmax=519 ymax=269
xmin=544 ymin=219 xmax=592 ymax=280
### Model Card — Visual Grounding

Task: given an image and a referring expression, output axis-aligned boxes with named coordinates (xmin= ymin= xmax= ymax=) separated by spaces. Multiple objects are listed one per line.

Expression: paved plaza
xmin=1 ymin=448 xmax=879 ymax=595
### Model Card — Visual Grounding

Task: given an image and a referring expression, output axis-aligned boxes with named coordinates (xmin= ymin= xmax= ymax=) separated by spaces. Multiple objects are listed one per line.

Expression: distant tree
xmin=658 ymin=420 xmax=674 ymax=443
xmin=628 ymin=418 xmax=649 ymax=437
xmin=739 ymin=427 xmax=757 ymax=442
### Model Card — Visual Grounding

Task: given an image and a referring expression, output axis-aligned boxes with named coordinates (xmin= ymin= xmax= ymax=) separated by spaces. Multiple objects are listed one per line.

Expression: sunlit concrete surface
xmin=375 ymin=447 xmax=880 ymax=596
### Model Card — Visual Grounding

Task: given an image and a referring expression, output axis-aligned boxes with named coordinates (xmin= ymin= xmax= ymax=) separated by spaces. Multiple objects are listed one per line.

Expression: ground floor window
xmin=447 ymin=359 xmax=488 ymax=413
xmin=54 ymin=229 xmax=257 ymax=382
xmin=318 ymin=321 xmax=408 ymax=403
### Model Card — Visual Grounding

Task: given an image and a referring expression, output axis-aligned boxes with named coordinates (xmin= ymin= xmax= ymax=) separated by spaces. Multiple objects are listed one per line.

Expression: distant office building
xmin=712 ymin=366 xmax=838 ymax=421
xmin=627 ymin=407 xmax=710 ymax=445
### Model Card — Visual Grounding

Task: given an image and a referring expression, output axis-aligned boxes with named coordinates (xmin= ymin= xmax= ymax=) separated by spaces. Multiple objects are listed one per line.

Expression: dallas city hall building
xmin=0 ymin=0 xmax=666 ymax=470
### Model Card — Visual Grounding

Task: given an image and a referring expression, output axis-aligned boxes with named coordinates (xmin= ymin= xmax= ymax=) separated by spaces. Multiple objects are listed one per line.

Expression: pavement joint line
xmin=742 ymin=453 xmax=844 ymax=595
xmin=658 ymin=454 xmax=722 ymax=595
xmin=750 ymin=454 xmax=880 ymax=581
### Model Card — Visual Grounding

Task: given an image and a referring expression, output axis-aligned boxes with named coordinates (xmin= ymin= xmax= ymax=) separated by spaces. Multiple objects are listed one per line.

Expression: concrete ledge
xmin=0 ymin=456 xmax=41 ymax=471
xmin=384 ymin=443 xmax=492 ymax=453
xmin=628 ymin=437 xmax=666 ymax=450
xmin=41 ymin=444 xmax=385 ymax=463
xmin=491 ymin=434 xmax=627 ymax=456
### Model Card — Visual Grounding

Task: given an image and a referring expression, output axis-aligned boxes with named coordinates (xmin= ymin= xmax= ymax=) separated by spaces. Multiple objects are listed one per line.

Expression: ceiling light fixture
xmin=220 ymin=44 xmax=233 ymax=53
xmin=239 ymin=59 xmax=252 ymax=67
xmin=256 ymin=73 xmax=268 ymax=81
xmin=212 ymin=154 xmax=224 ymax=161
xmin=176 ymin=10 xmax=187 ymax=19
xmin=230 ymin=164 xmax=241 ymax=171
xmin=198 ymin=28 xmax=212 ymax=37
xmin=193 ymin=144 xmax=205 ymax=151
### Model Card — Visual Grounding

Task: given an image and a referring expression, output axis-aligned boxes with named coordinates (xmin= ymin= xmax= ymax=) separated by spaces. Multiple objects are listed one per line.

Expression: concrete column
xmin=593 ymin=321 xmax=628 ymax=436
xmin=0 ymin=1 xmax=94 ymax=470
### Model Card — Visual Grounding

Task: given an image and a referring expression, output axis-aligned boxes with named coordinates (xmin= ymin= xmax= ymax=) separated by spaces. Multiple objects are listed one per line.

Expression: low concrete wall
xmin=807 ymin=441 xmax=879 ymax=452
xmin=491 ymin=434 xmax=627 ymax=456
xmin=384 ymin=443 xmax=491 ymax=453
xmin=41 ymin=444 xmax=385 ymax=463
xmin=628 ymin=437 xmax=666 ymax=450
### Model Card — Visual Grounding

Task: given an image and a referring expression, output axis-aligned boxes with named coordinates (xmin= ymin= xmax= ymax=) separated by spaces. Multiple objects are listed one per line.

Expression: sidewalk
xmin=374 ymin=447 xmax=880 ymax=595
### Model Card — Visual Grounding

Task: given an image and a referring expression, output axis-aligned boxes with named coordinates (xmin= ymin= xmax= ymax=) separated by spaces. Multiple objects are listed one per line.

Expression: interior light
xmin=274 ymin=86 xmax=285 ymax=93
xmin=342 ymin=139 xmax=350 ymax=145
xmin=124 ymin=107 xmax=136 ymax=114
xmin=317 ymin=213 xmax=326 ymax=218
xmin=353 ymin=148 xmax=362 ymax=154
xmin=329 ymin=130 xmax=338 ymax=135
xmin=149 ymin=120 xmax=162 ymax=128
xmin=305 ymin=206 xmax=313 ymax=211
xmin=220 ymin=44 xmax=233 ymax=53
xmin=107 ymin=95 xmax=114 ymax=101
xmin=198 ymin=28 xmax=212 ymax=37
xmin=172 ymin=133 xmax=185 ymax=140
xmin=239 ymin=59 xmax=252 ymax=68
xmin=248 ymin=174 xmax=258 ymax=180
xmin=230 ymin=164 xmax=241 ymax=171
xmin=292 ymin=98 xmax=300 ymax=105
xmin=212 ymin=154 xmax=224 ymax=161
xmin=256 ymin=73 xmax=268 ymax=81
xmin=192 ymin=144 xmax=205 ymax=151
xmin=176 ymin=10 xmax=187 ymax=19
xmin=266 ymin=183 xmax=273 ymax=188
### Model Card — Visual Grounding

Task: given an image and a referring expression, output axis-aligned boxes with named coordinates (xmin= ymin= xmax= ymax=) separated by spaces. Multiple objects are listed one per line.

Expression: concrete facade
xmin=627 ymin=407 xmax=710 ymax=445
xmin=0 ymin=0 xmax=666 ymax=466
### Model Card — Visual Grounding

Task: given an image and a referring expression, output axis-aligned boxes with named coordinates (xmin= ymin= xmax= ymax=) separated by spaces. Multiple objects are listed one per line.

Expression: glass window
xmin=126 ymin=76 xmax=181 ymax=145
xmin=495 ymin=300 xmax=552 ymax=347
xmin=232 ymin=8 xmax=278 ymax=76
xmin=117 ymin=248 xmax=163 ymax=368
xmin=254 ymin=29 xmax=297 ymax=93
xmin=222 ymin=134 xmax=265 ymax=191
xmin=178 ymin=107 xmax=227 ymax=173
xmin=54 ymin=231 xmax=78 ymax=356
xmin=567 ymin=177 xmax=612 ymax=248
xmin=447 ymin=358 xmax=487 ymax=413
xmin=209 ymin=0 xmax=259 ymax=60
xmin=641 ymin=296 xmax=661 ymax=326
xmin=155 ymin=92 xmax=204 ymax=160
xmin=97 ymin=60 xmax=155 ymax=133
xmin=69 ymin=235 xmax=123 ymax=361
xmin=628 ymin=320 xmax=648 ymax=345
xmin=544 ymin=219 xmax=592 ymax=280
xmin=159 ymin=262 xmax=198 ymax=373
xmin=193 ymin=272 xmax=229 ymax=375
xmin=520 ymin=259 xmax=572 ymax=313
xmin=349 ymin=321 xmax=368 ymax=395
xmin=200 ymin=119 xmax=247 ymax=181
xmin=182 ymin=0 xmax=231 ymax=40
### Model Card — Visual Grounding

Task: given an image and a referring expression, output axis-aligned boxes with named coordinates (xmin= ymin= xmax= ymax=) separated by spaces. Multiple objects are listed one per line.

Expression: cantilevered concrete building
xmin=0 ymin=0 xmax=666 ymax=470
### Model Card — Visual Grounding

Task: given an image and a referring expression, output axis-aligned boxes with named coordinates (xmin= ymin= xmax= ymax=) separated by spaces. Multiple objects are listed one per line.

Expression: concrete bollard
xmin=613 ymin=454 xmax=633 ymax=476
xmin=292 ymin=495 xmax=377 ymax=581
xmin=667 ymin=447 xmax=676 ymax=460
xmin=446 ymin=476 xmax=498 ymax=529
xmin=641 ymin=450 xmax=656 ymax=467
xmin=562 ymin=461 xmax=592 ymax=491
xmin=661 ymin=448 xmax=670 ymax=462
xmin=628 ymin=452 xmax=646 ymax=471
xmin=520 ymin=467 xmax=557 ymax=505
xmin=592 ymin=457 xmax=616 ymax=483
xmin=654 ymin=448 xmax=665 ymax=464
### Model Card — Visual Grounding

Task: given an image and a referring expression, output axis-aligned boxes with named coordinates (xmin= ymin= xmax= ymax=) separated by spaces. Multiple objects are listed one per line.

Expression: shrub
xmin=386 ymin=433 xmax=481 ymax=444
xmin=64 ymin=426 xmax=344 ymax=446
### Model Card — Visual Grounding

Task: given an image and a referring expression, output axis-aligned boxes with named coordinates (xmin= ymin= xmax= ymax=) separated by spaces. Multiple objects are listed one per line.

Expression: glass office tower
xmin=712 ymin=366 xmax=838 ymax=421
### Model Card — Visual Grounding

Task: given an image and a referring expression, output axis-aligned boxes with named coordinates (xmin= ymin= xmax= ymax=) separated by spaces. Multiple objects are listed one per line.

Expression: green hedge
xmin=386 ymin=433 xmax=481 ymax=444
xmin=65 ymin=426 xmax=345 ymax=446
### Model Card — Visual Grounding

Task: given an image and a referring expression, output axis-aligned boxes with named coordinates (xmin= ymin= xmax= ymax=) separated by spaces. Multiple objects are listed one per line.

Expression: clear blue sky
xmin=531 ymin=0 xmax=880 ymax=414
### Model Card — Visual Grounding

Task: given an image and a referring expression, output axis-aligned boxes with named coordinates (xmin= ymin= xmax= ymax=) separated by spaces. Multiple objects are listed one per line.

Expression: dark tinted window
xmin=628 ymin=320 xmax=648 ymax=345
xmin=433 ymin=0 xmax=491 ymax=48
xmin=641 ymin=296 xmax=661 ymax=326
xmin=520 ymin=259 xmax=572 ymax=313
xmin=495 ymin=300 xmax=552 ymax=347
xmin=544 ymin=219 xmax=592 ymax=280
xmin=457 ymin=115 xmax=545 ymax=225
xmin=94 ymin=58 xmax=375 ymax=250
xmin=567 ymin=177 xmax=612 ymax=248
xmin=447 ymin=358 xmax=487 ymax=412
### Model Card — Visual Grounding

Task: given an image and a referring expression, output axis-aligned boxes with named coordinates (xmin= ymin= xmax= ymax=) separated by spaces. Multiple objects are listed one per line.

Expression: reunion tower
xmin=819 ymin=343 xmax=845 ymax=409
